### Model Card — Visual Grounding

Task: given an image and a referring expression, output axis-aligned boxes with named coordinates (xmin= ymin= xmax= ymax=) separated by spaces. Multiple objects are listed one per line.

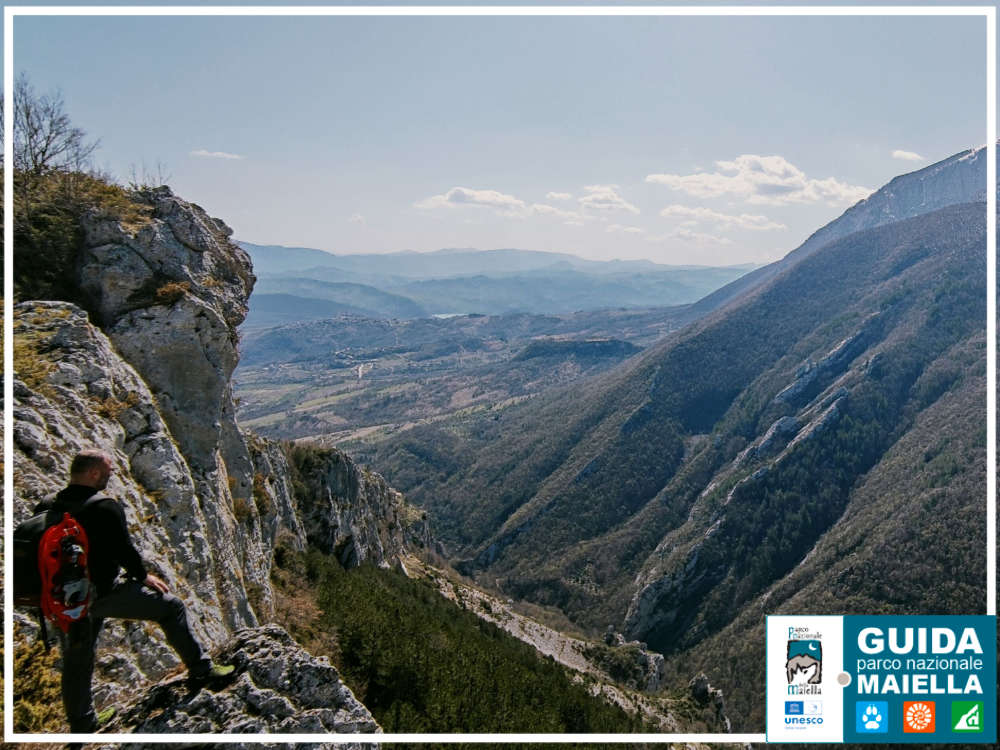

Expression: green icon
xmin=951 ymin=701 xmax=984 ymax=733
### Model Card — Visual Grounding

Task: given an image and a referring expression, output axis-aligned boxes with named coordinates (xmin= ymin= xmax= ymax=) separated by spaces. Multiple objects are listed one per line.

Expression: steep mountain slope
xmin=358 ymin=200 xmax=986 ymax=657
xmin=659 ymin=346 xmax=986 ymax=730
xmin=690 ymin=142 xmax=990 ymax=316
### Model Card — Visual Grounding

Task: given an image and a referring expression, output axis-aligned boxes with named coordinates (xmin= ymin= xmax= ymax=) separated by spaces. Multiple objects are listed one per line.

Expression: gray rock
xmin=12 ymin=302 xmax=230 ymax=677
xmin=103 ymin=626 xmax=380 ymax=736
xmin=732 ymin=416 xmax=800 ymax=467
xmin=774 ymin=313 xmax=880 ymax=407
xmin=293 ymin=448 xmax=429 ymax=569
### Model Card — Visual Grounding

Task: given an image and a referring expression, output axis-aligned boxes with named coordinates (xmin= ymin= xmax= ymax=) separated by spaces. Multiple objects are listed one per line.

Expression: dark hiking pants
xmin=60 ymin=581 xmax=212 ymax=732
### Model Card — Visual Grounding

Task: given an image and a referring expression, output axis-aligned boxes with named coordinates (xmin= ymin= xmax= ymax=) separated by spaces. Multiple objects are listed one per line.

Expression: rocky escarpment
xmin=288 ymin=447 xmax=431 ymax=570
xmin=623 ymin=312 xmax=896 ymax=649
xmin=75 ymin=187 xmax=276 ymax=629
xmin=13 ymin=302 xmax=253 ymax=669
xmin=104 ymin=626 xmax=378 ymax=735
xmin=11 ymin=188 xmax=426 ymax=731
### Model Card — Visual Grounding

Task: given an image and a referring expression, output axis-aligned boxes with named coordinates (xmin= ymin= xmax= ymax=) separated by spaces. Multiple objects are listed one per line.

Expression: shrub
xmin=232 ymin=496 xmax=253 ymax=524
xmin=252 ymin=472 xmax=272 ymax=517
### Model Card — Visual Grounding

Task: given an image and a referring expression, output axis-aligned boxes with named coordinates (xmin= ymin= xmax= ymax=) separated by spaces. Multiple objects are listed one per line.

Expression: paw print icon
xmin=856 ymin=701 xmax=889 ymax=733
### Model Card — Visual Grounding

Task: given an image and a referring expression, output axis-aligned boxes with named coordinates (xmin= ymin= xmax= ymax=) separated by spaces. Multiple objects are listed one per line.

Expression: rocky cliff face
xmin=13 ymin=301 xmax=248 ymax=665
xmin=289 ymin=447 xmax=432 ymax=570
xmin=10 ymin=187 xmax=424 ymax=732
xmin=75 ymin=187 xmax=275 ymax=629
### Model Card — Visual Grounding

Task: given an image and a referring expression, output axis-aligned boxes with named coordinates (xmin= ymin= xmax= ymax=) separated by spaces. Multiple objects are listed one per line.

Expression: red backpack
xmin=37 ymin=512 xmax=94 ymax=633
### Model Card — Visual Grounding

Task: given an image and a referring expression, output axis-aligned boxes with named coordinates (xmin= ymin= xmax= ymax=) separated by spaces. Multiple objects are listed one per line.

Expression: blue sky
xmin=11 ymin=11 xmax=988 ymax=265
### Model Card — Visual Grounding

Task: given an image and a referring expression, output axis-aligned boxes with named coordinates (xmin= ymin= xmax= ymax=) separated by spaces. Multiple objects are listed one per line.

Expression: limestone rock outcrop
xmin=688 ymin=673 xmax=731 ymax=733
xmin=292 ymin=448 xmax=430 ymax=569
xmin=75 ymin=187 xmax=274 ymax=631
xmin=13 ymin=302 xmax=239 ymax=674
xmin=103 ymin=626 xmax=379 ymax=735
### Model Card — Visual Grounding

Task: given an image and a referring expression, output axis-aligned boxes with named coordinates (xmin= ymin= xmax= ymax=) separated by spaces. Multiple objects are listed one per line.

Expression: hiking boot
xmin=189 ymin=662 xmax=236 ymax=686
xmin=206 ymin=663 xmax=235 ymax=680
xmin=96 ymin=706 xmax=117 ymax=729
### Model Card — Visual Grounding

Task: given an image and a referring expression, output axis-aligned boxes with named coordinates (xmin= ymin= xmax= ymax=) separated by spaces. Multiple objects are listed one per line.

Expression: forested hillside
xmin=351 ymin=202 xmax=986 ymax=686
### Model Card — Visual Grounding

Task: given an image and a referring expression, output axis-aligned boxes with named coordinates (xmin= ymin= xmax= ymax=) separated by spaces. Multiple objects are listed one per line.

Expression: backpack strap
xmin=38 ymin=613 xmax=50 ymax=652
xmin=50 ymin=492 xmax=111 ymax=515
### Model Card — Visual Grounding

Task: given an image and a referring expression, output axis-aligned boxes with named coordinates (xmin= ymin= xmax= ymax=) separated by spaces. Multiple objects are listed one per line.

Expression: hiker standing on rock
xmin=34 ymin=449 xmax=234 ymax=732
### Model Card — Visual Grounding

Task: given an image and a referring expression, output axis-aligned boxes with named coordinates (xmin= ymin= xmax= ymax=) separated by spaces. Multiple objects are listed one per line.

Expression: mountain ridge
xmin=689 ymin=141 xmax=991 ymax=316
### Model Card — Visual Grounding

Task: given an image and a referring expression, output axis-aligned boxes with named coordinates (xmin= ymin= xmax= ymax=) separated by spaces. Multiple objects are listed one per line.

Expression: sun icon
xmin=905 ymin=702 xmax=934 ymax=731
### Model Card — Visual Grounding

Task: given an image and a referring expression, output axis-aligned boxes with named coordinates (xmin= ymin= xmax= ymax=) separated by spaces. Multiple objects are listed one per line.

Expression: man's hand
xmin=143 ymin=574 xmax=169 ymax=594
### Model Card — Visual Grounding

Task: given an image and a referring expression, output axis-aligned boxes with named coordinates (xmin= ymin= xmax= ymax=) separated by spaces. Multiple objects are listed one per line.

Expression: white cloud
xmin=530 ymin=203 xmax=593 ymax=221
xmin=347 ymin=213 xmax=366 ymax=224
xmin=892 ymin=149 xmax=925 ymax=161
xmin=606 ymin=224 xmax=646 ymax=235
xmin=646 ymin=155 xmax=872 ymax=206
xmin=647 ymin=228 xmax=732 ymax=245
xmin=659 ymin=205 xmax=787 ymax=231
xmin=546 ymin=191 xmax=573 ymax=201
xmin=564 ymin=220 xmax=584 ymax=227
xmin=415 ymin=187 xmax=526 ymax=211
xmin=578 ymin=184 xmax=640 ymax=214
xmin=190 ymin=149 xmax=244 ymax=160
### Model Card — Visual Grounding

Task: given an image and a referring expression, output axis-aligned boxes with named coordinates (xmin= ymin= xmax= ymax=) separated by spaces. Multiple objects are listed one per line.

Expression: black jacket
xmin=35 ymin=485 xmax=148 ymax=598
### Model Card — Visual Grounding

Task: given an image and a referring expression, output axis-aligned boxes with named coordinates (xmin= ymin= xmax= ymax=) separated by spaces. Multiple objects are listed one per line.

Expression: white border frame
xmin=3 ymin=5 xmax=995 ymax=744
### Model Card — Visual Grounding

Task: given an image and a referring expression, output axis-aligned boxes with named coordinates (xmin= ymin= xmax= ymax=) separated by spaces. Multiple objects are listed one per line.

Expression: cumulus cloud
xmin=415 ymin=187 xmax=526 ymax=211
xmin=190 ymin=149 xmax=243 ymax=160
xmin=606 ymin=224 xmax=646 ymax=235
xmin=579 ymin=184 xmax=640 ymax=214
xmin=564 ymin=220 xmax=584 ymax=227
xmin=546 ymin=191 xmax=573 ymax=201
xmin=347 ymin=213 xmax=366 ymax=224
xmin=892 ymin=149 xmax=925 ymax=161
xmin=646 ymin=155 xmax=872 ymax=206
xmin=530 ymin=203 xmax=593 ymax=221
xmin=647 ymin=228 xmax=732 ymax=245
xmin=660 ymin=205 xmax=787 ymax=231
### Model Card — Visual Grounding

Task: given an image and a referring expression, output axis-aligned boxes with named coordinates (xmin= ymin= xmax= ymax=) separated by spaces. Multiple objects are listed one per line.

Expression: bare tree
xmin=127 ymin=159 xmax=172 ymax=191
xmin=13 ymin=73 xmax=98 ymax=177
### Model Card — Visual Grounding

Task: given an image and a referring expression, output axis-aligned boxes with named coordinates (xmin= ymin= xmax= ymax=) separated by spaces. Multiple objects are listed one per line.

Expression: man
xmin=36 ymin=448 xmax=234 ymax=733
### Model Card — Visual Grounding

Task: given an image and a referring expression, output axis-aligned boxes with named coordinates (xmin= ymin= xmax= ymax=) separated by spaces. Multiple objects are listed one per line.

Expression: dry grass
xmin=11 ymin=626 xmax=64 ymax=733
xmin=155 ymin=281 xmax=190 ymax=305
xmin=13 ymin=337 xmax=55 ymax=396
xmin=252 ymin=472 xmax=272 ymax=517
xmin=92 ymin=390 xmax=140 ymax=420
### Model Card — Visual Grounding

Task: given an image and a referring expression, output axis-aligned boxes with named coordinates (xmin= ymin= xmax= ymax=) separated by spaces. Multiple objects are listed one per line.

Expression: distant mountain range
xmin=241 ymin=243 xmax=758 ymax=278
xmin=238 ymin=245 xmax=760 ymax=326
